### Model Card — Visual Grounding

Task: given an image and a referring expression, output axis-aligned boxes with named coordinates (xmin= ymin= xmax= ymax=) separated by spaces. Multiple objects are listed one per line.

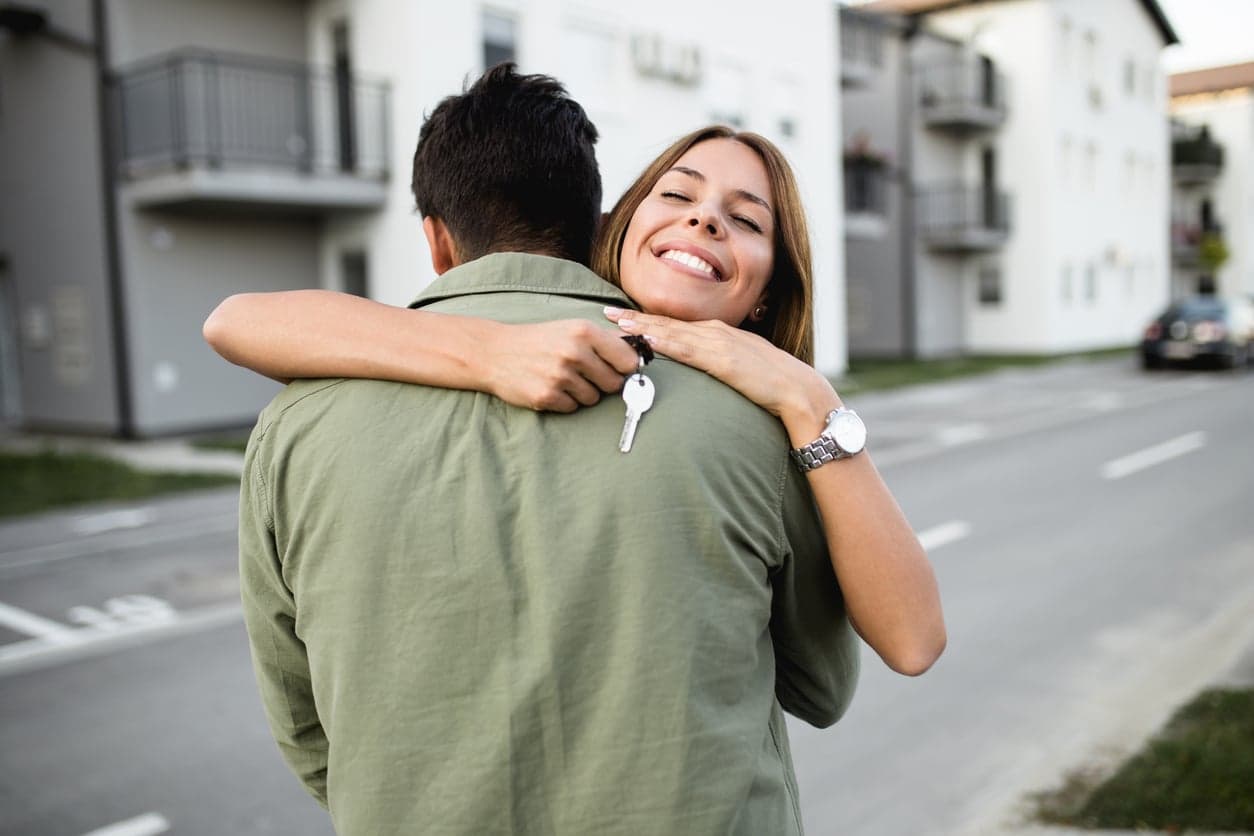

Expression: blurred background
xmin=1 ymin=1 xmax=1252 ymax=835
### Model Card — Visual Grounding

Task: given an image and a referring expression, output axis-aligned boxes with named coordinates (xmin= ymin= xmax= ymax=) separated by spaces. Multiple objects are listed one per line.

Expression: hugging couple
xmin=207 ymin=63 xmax=945 ymax=835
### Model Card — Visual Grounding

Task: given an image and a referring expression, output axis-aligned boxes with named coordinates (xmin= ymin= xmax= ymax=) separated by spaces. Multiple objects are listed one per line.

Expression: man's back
xmin=240 ymin=255 xmax=859 ymax=835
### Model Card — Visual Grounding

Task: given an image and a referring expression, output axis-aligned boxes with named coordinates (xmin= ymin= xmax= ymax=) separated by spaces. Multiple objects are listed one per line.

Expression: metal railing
xmin=113 ymin=49 xmax=390 ymax=180
xmin=844 ymin=159 xmax=888 ymax=215
xmin=840 ymin=10 xmax=884 ymax=74
xmin=917 ymin=185 xmax=1011 ymax=248
xmin=1172 ymin=127 xmax=1224 ymax=171
xmin=917 ymin=56 xmax=1008 ymax=128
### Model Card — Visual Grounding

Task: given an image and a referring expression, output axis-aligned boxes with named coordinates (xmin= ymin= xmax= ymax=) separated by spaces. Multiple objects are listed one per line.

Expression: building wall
xmin=0 ymin=1 xmax=122 ymax=432
xmin=842 ymin=17 xmax=908 ymax=357
xmin=1172 ymin=90 xmax=1254 ymax=300
xmin=115 ymin=211 xmax=313 ymax=434
xmin=921 ymin=0 xmax=1170 ymax=353
xmin=106 ymin=0 xmax=309 ymax=66
xmin=104 ymin=0 xmax=323 ymax=434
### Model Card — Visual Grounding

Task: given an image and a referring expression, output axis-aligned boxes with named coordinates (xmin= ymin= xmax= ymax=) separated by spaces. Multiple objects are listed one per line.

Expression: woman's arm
xmin=607 ymin=307 xmax=946 ymax=676
xmin=203 ymin=290 xmax=640 ymax=412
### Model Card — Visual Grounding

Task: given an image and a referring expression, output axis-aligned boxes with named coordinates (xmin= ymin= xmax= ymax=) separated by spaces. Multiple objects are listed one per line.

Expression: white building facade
xmin=845 ymin=0 xmax=1176 ymax=357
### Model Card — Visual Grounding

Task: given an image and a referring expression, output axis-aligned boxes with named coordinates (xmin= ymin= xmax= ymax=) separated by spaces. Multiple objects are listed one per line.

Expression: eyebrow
xmin=668 ymin=166 xmax=773 ymax=213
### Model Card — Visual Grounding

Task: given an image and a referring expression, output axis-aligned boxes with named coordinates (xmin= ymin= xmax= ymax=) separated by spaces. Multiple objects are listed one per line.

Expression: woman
xmin=205 ymin=126 xmax=946 ymax=675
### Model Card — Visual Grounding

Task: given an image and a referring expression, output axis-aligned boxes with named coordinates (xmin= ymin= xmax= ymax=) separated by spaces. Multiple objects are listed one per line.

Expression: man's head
xmin=412 ymin=63 xmax=602 ymax=270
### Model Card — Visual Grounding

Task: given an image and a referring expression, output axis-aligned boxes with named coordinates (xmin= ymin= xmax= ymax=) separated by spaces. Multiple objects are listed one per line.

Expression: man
xmin=239 ymin=64 xmax=858 ymax=835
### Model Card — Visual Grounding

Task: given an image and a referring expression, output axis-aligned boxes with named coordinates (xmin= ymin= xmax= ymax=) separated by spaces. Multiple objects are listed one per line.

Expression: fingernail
xmin=604 ymin=306 xmax=624 ymax=318
xmin=617 ymin=318 xmax=636 ymax=330
xmin=642 ymin=334 xmax=658 ymax=344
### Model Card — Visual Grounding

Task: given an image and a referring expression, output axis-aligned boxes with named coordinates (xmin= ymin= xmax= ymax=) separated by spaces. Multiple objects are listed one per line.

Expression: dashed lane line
xmin=81 ymin=812 xmax=171 ymax=836
xmin=1100 ymin=431 xmax=1207 ymax=481
xmin=917 ymin=520 xmax=971 ymax=552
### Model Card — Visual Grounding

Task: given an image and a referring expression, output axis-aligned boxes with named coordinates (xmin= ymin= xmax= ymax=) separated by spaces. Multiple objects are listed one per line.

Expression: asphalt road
xmin=1 ymin=358 xmax=1251 ymax=836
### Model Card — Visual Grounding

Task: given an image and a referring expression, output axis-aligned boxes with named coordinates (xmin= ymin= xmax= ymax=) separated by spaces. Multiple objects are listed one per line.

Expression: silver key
xmin=618 ymin=373 xmax=655 ymax=453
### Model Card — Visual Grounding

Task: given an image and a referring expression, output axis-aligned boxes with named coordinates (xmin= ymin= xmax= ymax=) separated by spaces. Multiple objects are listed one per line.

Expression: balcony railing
xmin=918 ymin=57 xmax=1008 ymax=133
xmin=917 ymin=185 xmax=1011 ymax=253
xmin=840 ymin=9 xmax=884 ymax=88
xmin=113 ymin=49 xmax=390 ymax=212
xmin=1172 ymin=127 xmax=1224 ymax=185
xmin=844 ymin=158 xmax=888 ymax=216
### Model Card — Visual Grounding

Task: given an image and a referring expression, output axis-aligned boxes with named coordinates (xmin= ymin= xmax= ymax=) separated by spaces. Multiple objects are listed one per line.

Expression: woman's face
xmin=619 ymin=139 xmax=775 ymax=326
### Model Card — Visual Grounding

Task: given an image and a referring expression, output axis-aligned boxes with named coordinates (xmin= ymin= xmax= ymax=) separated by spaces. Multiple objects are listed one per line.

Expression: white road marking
xmin=935 ymin=424 xmax=989 ymax=446
xmin=81 ymin=812 xmax=170 ymax=836
xmin=1100 ymin=431 xmax=1207 ymax=481
xmin=71 ymin=507 xmax=157 ymax=536
xmin=917 ymin=520 xmax=971 ymax=552
xmin=0 ymin=601 xmax=242 ymax=679
xmin=0 ymin=602 xmax=82 ymax=645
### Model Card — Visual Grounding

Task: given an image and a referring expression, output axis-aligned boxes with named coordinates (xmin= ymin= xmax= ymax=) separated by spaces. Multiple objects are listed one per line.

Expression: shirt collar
xmin=409 ymin=253 xmax=635 ymax=310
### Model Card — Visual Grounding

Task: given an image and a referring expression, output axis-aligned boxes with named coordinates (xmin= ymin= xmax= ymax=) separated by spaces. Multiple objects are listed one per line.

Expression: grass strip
xmin=0 ymin=450 xmax=239 ymax=518
xmin=836 ymin=347 xmax=1133 ymax=396
xmin=1036 ymin=688 xmax=1254 ymax=832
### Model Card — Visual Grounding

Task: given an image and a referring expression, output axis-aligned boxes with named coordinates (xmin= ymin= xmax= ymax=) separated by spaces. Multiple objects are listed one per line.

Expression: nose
xmin=687 ymin=204 xmax=722 ymax=237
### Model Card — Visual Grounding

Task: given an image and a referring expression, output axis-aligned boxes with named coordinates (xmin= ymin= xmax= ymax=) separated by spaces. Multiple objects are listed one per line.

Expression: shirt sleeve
xmin=768 ymin=460 xmax=862 ymax=729
xmin=238 ymin=424 xmax=330 ymax=808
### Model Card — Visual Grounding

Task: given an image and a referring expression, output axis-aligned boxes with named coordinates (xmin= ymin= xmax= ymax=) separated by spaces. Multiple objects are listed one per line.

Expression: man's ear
xmin=422 ymin=216 xmax=458 ymax=275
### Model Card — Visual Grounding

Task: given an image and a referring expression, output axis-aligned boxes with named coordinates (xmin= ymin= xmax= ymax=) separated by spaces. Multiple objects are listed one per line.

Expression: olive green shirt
xmin=239 ymin=253 xmax=859 ymax=835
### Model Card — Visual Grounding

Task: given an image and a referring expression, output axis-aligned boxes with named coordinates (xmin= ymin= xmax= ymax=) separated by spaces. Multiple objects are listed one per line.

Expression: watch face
xmin=832 ymin=410 xmax=867 ymax=454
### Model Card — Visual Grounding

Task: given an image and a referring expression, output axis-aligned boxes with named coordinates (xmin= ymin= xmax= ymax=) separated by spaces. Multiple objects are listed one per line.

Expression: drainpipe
xmin=899 ymin=18 xmax=919 ymax=359
xmin=92 ymin=0 xmax=134 ymax=437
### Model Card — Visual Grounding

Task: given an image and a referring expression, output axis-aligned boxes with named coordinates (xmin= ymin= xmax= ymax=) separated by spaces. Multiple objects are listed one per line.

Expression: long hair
xmin=593 ymin=126 xmax=815 ymax=364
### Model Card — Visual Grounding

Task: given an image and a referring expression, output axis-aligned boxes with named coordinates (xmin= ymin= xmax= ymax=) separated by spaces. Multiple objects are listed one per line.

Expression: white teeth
xmin=661 ymin=250 xmax=716 ymax=277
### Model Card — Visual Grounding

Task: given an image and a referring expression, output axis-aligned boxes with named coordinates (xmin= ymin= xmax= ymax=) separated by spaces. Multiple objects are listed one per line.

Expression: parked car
xmin=1140 ymin=296 xmax=1254 ymax=369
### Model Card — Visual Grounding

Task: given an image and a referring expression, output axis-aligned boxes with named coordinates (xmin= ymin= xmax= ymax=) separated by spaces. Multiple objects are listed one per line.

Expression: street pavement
xmin=1 ymin=356 xmax=1251 ymax=835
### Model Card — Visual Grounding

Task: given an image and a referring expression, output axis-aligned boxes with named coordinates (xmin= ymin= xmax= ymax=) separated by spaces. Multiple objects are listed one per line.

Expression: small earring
xmin=752 ymin=305 xmax=767 ymax=320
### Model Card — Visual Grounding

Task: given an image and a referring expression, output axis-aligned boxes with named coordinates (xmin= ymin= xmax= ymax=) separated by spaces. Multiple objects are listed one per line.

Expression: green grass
xmin=835 ymin=347 xmax=1134 ymax=396
xmin=0 ymin=450 xmax=239 ymax=518
xmin=1035 ymin=688 xmax=1254 ymax=832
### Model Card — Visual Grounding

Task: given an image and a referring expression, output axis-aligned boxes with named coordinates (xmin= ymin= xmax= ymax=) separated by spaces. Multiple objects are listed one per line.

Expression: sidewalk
xmin=1 ymin=430 xmax=246 ymax=476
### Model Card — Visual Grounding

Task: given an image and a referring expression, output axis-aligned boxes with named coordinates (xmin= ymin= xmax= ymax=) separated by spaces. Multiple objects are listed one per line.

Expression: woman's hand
xmin=483 ymin=319 xmax=641 ymax=413
xmin=606 ymin=307 xmax=841 ymax=442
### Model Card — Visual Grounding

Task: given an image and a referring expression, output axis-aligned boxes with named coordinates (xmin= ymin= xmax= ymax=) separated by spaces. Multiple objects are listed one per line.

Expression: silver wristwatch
xmin=789 ymin=408 xmax=867 ymax=472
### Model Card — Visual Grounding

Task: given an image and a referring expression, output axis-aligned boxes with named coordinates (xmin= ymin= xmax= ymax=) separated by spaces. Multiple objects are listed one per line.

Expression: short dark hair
xmin=411 ymin=63 xmax=602 ymax=265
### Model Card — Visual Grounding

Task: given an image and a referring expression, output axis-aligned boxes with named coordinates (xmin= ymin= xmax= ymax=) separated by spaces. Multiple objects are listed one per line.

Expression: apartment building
xmin=0 ymin=0 xmax=841 ymax=437
xmin=1168 ymin=61 xmax=1254 ymax=300
xmin=842 ymin=0 xmax=1177 ymax=357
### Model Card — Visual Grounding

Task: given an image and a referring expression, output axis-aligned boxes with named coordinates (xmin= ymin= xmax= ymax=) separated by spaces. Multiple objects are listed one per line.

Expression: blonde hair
xmin=593 ymin=126 xmax=815 ymax=364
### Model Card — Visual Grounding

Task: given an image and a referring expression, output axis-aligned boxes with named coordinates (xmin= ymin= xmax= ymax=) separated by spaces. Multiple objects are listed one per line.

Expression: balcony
xmin=113 ymin=49 xmax=390 ymax=214
xmin=1171 ymin=221 xmax=1223 ymax=267
xmin=918 ymin=56 xmax=1007 ymax=134
xmin=917 ymin=185 xmax=1011 ymax=253
xmin=840 ymin=9 xmax=884 ymax=89
xmin=1172 ymin=126 xmax=1224 ymax=186
xmin=843 ymin=154 xmax=889 ymax=238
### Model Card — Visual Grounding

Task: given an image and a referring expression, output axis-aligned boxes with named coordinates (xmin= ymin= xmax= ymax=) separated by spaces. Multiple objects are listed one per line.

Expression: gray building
xmin=840 ymin=5 xmax=1011 ymax=359
xmin=0 ymin=0 xmax=389 ymax=436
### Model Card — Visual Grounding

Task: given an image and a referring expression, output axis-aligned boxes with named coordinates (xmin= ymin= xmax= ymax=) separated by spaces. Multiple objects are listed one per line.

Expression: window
xmin=1084 ymin=263 xmax=1097 ymax=304
xmin=482 ymin=10 xmax=516 ymax=70
xmin=1124 ymin=57 xmax=1136 ymax=96
xmin=978 ymin=265 xmax=1002 ymax=306
xmin=340 ymin=250 xmax=369 ymax=297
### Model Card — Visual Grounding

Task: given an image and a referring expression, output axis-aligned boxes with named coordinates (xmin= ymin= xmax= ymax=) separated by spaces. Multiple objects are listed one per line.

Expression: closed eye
xmin=735 ymin=215 xmax=764 ymax=233
xmin=660 ymin=190 xmax=691 ymax=201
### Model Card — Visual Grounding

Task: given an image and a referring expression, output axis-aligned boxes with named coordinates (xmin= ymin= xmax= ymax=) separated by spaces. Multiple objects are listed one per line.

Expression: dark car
xmin=1140 ymin=296 xmax=1254 ymax=369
